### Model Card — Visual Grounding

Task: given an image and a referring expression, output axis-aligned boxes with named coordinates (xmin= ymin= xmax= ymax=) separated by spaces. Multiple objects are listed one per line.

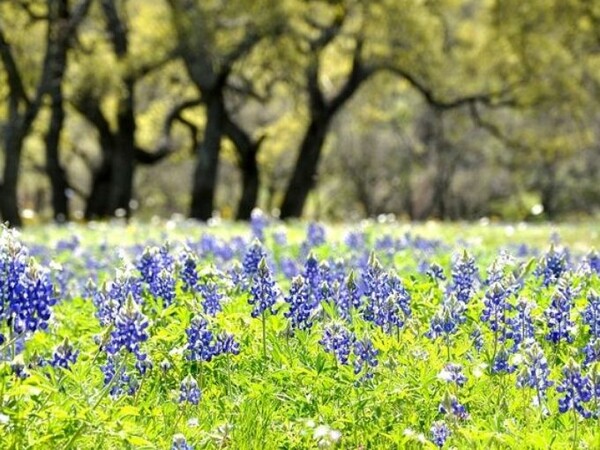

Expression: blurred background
xmin=0 ymin=0 xmax=599 ymax=226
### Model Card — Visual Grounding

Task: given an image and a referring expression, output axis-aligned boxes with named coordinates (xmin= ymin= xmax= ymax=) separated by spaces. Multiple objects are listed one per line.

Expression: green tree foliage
xmin=0 ymin=0 xmax=598 ymax=223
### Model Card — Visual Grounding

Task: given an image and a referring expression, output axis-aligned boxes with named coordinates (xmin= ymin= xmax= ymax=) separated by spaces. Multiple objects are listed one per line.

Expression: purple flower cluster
xmin=320 ymin=323 xmax=354 ymax=365
xmin=515 ymin=341 xmax=553 ymax=401
xmin=186 ymin=316 xmax=240 ymax=362
xmin=353 ymin=337 xmax=378 ymax=380
xmin=360 ymin=255 xmax=411 ymax=334
xmin=179 ymin=374 xmax=201 ymax=405
xmin=137 ymin=246 xmax=176 ymax=307
xmin=49 ymin=338 xmax=79 ymax=370
xmin=557 ymin=359 xmax=593 ymax=418
xmin=535 ymin=245 xmax=568 ymax=287
xmin=249 ymin=258 xmax=279 ymax=319
xmin=544 ymin=276 xmax=578 ymax=345
xmin=430 ymin=421 xmax=450 ymax=448
xmin=0 ymin=232 xmax=56 ymax=342
xmin=450 ymin=250 xmax=478 ymax=303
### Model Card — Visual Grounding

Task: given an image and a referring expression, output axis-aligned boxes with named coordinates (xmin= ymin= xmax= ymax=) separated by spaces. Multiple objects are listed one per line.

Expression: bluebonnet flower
xmin=585 ymin=250 xmax=600 ymax=276
xmin=344 ymin=231 xmax=366 ymax=250
xmin=215 ymin=332 xmax=240 ymax=356
xmin=250 ymin=209 xmax=269 ymax=241
xmin=491 ymin=347 xmax=516 ymax=374
xmin=284 ymin=276 xmax=312 ymax=331
xmin=138 ymin=246 xmax=174 ymax=298
xmin=284 ymin=254 xmax=328 ymax=332
xmin=11 ymin=357 xmax=29 ymax=379
xmin=272 ymin=229 xmax=287 ymax=246
xmin=49 ymin=338 xmax=79 ymax=370
xmin=450 ymin=250 xmax=478 ymax=303
xmin=100 ymin=356 xmax=139 ymax=397
xmin=535 ymin=245 xmax=568 ymax=287
xmin=470 ymin=327 xmax=484 ymax=353
xmin=486 ymin=261 xmax=502 ymax=286
xmin=582 ymin=338 xmax=600 ymax=366
xmin=438 ymin=363 xmax=467 ymax=387
xmin=179 ymin=375 xmax=201 ymax=405
xmin=137 ymin=247 xmax=160 ymax=286
xmin=353 ymin=337 xmax=378 ymax=380
xmin=99 ymin=294 xmax=151 ymax=397
xmin=430 ymin=421 xmax=450 ymax=448
xmin=105 ymin=295 xmax=150 ymax=361
xmin=439 ymin=393 xmax=469 ymax=420
xmin=360 ymin=255 xmax=411 ymax=334
xmin=249 ymin=258 xmax=279 ymax=319
xmin=172 ymin=434 xmax=194 ymax=450
xmin=186 ymin=316 xmax=218 ymax=362
xmin=557 ymin=359 xmax=593 ymax=418
xmin=305 ymin=222 xmax=326 ymax=248
xmin=279 ymin=257 xmax=299 ymax=279
xmin=515 ymin=340 xmax=553 ymax=401
xmin=544 ymin=276 xmax=578 ymax=345
xmin=426 ymin=294 xmax=466 ymax=342
xmin=180 ymin=251 xmax=199 ymax=292
xmin=320 ymin=323 xmax=354 ymax=365
xmin=510 ymin=299 xmax=535 ymax=351
xmin=155 ymin=269 xmax=176 ymax=308
xmin=481 ymin=282 xmax=514 ymax=344
xmin=332 ymin=272 xmax=360 ymax=321
xmin=242 ymin=239 xmax=267 ymax=283
xmin=198 ymin=280 xmax=223 ymax=317
xmin=426 ymin=263 xmax=446 ymax=281
xmin=92 ymin=270 xmax=143 ymax=326
xmin=582 ymin=291 xmax=600 ymax=339
xmin=0 ymin=232 xmax=57 ymax=341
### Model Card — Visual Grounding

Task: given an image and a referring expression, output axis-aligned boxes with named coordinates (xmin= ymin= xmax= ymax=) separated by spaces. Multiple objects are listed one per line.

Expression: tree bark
xmin=190 ymin=90 xmax=225 ymax=220
xmin=1 ymin=118 xmax=25 ymax=227
xmin=44 ymin=0 xmax=71 ymax=223
xmin=279 ymin=117 xmax=331 ymax=219
xmin=107 ymin=78 xmax=136 ymax=216
xmin=223 ymin=116 xmax=264 ymax=220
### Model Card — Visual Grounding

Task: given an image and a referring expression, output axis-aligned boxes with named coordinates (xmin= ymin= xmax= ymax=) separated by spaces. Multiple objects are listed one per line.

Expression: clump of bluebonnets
xmin=100 ymin=295 xmax=151 ymax=397
xmin=544 ymin=275 xmax=578 ymax=345
xmin=449 ymin=250 xmax=478 ymax=303
xmin=0 ymin=228 xmax=56 ymax=347
xmin=353 ymin=337 xmax=378 ymax=381
xmin=430 ymin=421 xmax=451 ymax=448
xmin=49 ymin=338 xmax=79 ymax=370
xmin=186 ymin=316 xmax=218 ymax=362
xmin=439 ymin=392 xmax=469 ymax=421
xmin=320 ymin=322 xmax=354 ymax=365
xmin=179 ymin=374 xmax=201 ymax=405
xmin=426 ymin=294 xmax=466 ymax=346
xmin=556 ymin=359 xmax=593 ymax=418
xmin=249 ymin=258 xmax=279 ymax=319
xmin=438 ymin=363 xmax=467 ymax=387
xmin=172 ymin=434 xmax=194 ymax=450
xmin=242 ymin=239 xmax=267 ymax=286
xmin=515 ymin=340 xmax=553 ymax=404
xmin=535 ymin=245 xmax=568 ymax=287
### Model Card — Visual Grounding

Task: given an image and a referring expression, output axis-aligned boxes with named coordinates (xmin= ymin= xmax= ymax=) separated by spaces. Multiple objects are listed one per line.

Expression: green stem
xmin=262 ymin=311 xmax=267 ymax=362
xmin=572 ymin=408 xmax=578 ymax=450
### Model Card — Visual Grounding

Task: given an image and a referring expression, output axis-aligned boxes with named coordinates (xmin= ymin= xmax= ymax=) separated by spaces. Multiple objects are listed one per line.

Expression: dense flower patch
xmin=0 ymin=219 xmax=599 ymax=448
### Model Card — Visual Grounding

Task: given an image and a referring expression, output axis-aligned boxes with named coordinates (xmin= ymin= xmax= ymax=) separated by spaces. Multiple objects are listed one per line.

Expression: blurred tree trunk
xmin=280 ymin=42 xmax=372 ymax=219
xmin=190 ymin=90 xmax=225 ymax=220
xmin=223 ymin=116 xmax=265 ymax=220
xmin=0 ymin=0 xmax=90 ymax=226
xmin=44 ymin=0 xmax=88 ymax=223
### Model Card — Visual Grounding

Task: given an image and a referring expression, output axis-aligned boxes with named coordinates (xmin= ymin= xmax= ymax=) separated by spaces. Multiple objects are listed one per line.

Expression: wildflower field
xmin=1 ymin=218 xmax=600 ymax=449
